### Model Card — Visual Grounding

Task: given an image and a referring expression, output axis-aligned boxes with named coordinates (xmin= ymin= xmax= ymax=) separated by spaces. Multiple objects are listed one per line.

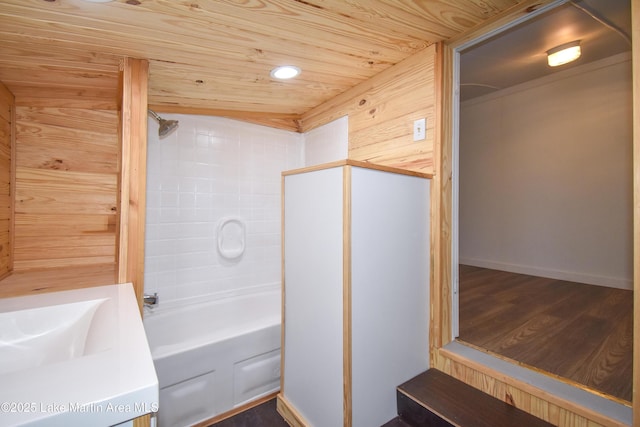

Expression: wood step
xmin=397 ymin=369 xmax=554 ymax=427
xmin=381 ymin=417 xmax=414 ymax=427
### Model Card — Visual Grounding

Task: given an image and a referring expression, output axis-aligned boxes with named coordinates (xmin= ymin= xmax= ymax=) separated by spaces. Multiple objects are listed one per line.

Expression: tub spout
xmin=144 ymin=292 xmax=159 ymax=308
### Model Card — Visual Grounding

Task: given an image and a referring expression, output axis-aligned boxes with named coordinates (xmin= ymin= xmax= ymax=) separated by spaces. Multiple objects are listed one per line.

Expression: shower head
xmin=148 ymin=109 xmax=179 ymax=137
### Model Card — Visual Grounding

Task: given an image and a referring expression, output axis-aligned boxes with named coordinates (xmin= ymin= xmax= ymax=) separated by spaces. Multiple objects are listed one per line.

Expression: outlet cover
xmin=413 ymin=118 xmax=426 ymax=141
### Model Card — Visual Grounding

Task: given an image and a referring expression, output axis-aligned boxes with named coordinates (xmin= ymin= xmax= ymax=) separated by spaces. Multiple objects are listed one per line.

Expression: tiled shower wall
xmin=144 ymin=114 xmax=304 ymax=307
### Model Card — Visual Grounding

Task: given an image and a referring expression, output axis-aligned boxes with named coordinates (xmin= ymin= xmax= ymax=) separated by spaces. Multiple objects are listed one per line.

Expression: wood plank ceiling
xmin=0 ymin=0 xmax=521 ymax=127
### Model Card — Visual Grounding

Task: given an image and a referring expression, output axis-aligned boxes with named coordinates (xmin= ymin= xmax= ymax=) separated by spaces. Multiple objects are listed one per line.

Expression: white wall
xmin=145 ymin=115 xmax=304 ymax=307
xmin=303 ymin=115 xmax=348 ymax=166
xmin=459 ymin=53 xmax=633 ymax=289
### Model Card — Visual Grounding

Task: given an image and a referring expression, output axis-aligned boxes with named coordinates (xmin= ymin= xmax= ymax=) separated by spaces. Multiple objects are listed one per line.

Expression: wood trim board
xmin=117 ymin=57 xmax=149 ymax=314
xmin=279 ymin=174 xmax=286 ymax=397
xmin=342 ymin=165 xmax=352 ymax=427
xmin=0 ymin=81 xmax=15 ymax=281
xmin=281 ymin=159 xmax=433 ymax=179
xmin=276 ymin=394 xmax=309 ymax=427
xmin=632 ymin=0 xmax=640 ymax=425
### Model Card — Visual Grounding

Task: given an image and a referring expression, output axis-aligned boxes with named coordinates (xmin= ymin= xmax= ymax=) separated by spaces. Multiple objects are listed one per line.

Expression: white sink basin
xmin=0 ymin=283 xmax=158 ymax=427
xmin=0 ymin=298 xmax=107 ymax=375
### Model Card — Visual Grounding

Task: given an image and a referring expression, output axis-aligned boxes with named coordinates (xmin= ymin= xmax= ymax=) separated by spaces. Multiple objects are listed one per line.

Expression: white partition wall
xmin=350 ymin=166 xmax=430 ymax=427
xmin=278 ymin=160 xmax=431 ymax=427
xmin=281 ymin=166 xmax=345 ymax=427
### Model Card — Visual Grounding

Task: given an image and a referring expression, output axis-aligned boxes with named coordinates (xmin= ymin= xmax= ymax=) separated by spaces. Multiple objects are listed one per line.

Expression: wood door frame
xmin=632 ymin=1 xmax=639 ymax=425
xmin=430 ymin=0 xmax=638 ymax=424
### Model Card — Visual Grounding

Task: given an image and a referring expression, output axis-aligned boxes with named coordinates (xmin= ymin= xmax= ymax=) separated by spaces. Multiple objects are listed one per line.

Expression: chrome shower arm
xmin=148 ymin=109 xmax=162 ymax=122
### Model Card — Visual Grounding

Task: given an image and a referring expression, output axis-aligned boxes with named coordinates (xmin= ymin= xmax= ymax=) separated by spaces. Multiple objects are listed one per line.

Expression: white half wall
xmin=459 ymin=53 xmax=633 ymax=289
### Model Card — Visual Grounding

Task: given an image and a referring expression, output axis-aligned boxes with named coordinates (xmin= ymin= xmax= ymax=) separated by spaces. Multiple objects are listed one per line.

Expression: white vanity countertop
xmin=0 ymin=283 xmax=159 ymax=427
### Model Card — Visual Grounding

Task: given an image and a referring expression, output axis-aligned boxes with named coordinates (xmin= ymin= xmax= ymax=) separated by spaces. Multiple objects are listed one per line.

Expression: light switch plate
xmin=413 ymin=118 xmax=426 ymax=141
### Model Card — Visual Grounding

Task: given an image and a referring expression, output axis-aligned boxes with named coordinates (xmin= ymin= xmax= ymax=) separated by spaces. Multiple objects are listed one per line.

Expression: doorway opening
xmin=451 ymin=0 xmax=632 ymax=403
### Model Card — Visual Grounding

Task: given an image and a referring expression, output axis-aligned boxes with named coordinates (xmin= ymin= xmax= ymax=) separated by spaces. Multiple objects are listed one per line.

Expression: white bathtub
xmin=143 ymin=287 xmax=281 ymax=427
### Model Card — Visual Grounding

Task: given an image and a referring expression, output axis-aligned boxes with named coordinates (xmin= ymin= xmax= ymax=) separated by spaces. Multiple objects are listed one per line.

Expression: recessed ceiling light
xmin=547 ymin=40 xmax=581 ymax=67
xmin=270 ymin=65 xmax=301 ymax=80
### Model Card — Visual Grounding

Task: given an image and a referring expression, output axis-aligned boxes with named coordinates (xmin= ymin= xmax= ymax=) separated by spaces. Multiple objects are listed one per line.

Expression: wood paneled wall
xmin=0 ymin=68 xmax=120 ymax=297
xmin=0 ymin=82 xmax=14 ymax=281
xmin=300 ymin=44 xmax=436 ymax=174
xmin=13 ymin=106 xmax=119 ymax=270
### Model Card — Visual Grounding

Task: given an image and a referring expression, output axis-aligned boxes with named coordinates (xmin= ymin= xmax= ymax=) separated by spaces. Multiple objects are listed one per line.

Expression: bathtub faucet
xmin=144 ymin=292 xmax=159 ymax=308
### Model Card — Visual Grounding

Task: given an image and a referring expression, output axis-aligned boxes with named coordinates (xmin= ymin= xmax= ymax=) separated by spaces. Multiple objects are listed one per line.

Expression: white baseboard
xmin=459 ymin=257 xmax=633 ymax=290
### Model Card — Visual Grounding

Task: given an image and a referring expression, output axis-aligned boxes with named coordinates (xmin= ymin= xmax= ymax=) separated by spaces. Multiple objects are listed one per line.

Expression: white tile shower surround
xmin=145 ymin=115 xmax=305 ymax=307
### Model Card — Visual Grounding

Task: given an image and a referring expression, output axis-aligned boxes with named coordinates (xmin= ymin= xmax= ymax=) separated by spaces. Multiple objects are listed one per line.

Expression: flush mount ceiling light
xmin=270 ymin=65 xmax=301 ymax=80
xmin=547 ymin=40 xmax=581 ymax=67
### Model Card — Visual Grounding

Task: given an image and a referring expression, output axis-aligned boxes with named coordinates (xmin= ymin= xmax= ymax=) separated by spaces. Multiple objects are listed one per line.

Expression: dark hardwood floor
xmin=458 ymin=265 xmax=633 ymax=403
xmin=209 ymin=398 xmax=409 ymax=427
xmin=208 ymin=399 xmax=289 ymax=427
